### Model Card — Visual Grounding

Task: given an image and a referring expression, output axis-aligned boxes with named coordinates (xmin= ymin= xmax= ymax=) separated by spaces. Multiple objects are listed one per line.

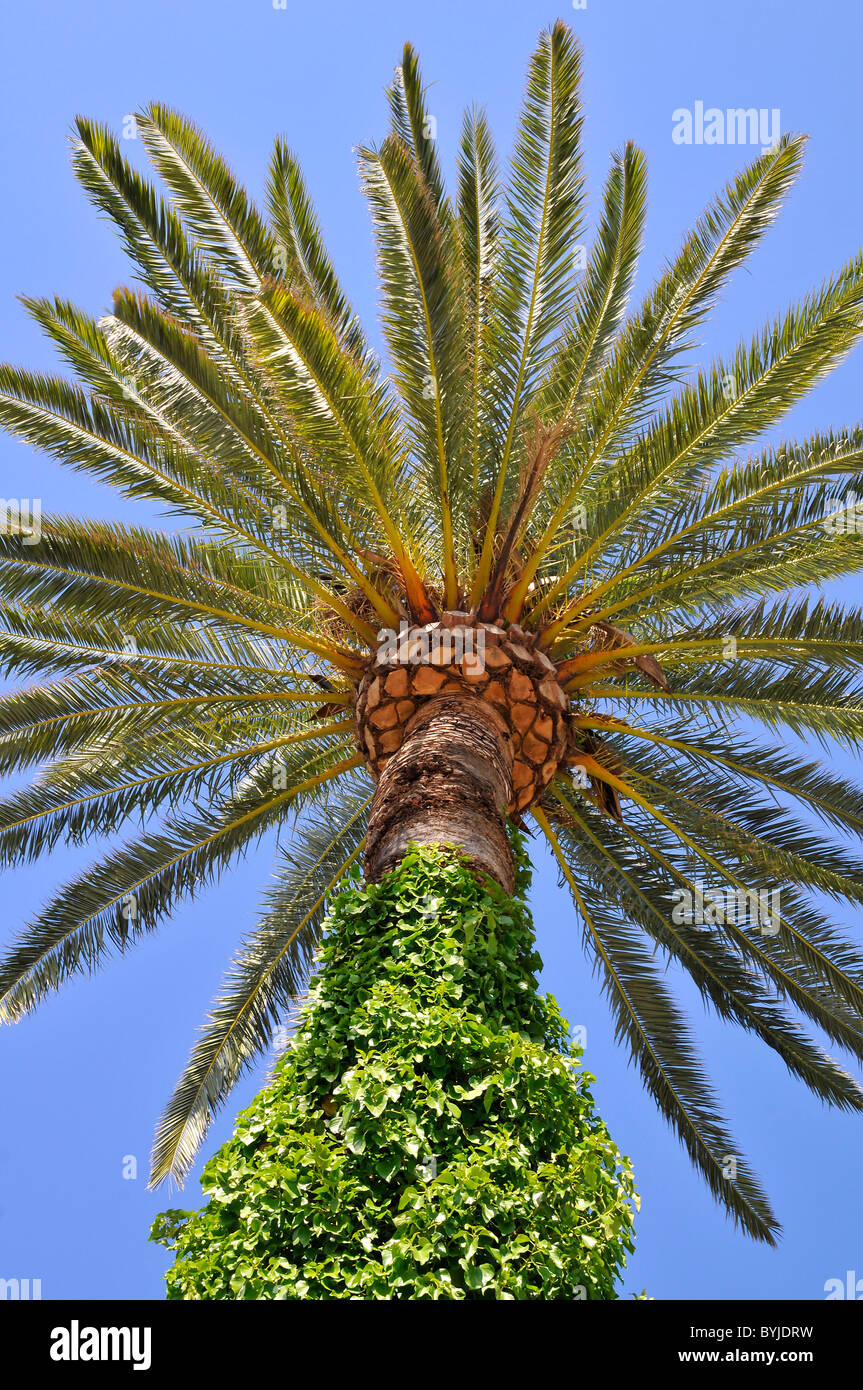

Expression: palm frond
xmin=358 ymin=135 xmax=467 ymax=603
xmin=137 ymin=104 xmax=276 ymax=288
xmin=456 ymin=107 xmax=501 ymax=509
xmin=535 ymin=806 xmax=780 ymax=1242
xmin=0 ymin=747 xmax=360 ymax=1022
xmin=539 ymin=140 xmax=647 ymax=421
xmin=149 ymin=781 xmax=370 ymax=1185
xmin=472 ymin=19 xmax=586 ymax=601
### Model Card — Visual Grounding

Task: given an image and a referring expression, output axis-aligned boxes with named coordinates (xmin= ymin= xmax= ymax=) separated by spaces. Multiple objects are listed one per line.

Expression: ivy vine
xmin=152 ymin=841 xmax=638 ymax=1298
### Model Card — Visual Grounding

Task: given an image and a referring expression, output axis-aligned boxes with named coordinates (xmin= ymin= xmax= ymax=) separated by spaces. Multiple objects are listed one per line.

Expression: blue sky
xmin=1 ymin=0 xmax=862 ymax=1300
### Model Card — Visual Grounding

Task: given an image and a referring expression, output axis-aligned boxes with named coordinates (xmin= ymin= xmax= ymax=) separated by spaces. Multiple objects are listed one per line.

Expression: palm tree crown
xmin=3 ymin=20 xmax=863 ymax=1244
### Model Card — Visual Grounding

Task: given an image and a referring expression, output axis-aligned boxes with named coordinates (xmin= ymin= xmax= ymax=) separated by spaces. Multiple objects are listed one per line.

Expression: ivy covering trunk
xmin=152 ymin=843 xmax=638 ymax=1298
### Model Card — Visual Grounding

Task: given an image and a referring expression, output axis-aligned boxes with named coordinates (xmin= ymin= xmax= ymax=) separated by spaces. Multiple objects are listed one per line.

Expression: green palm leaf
xmin=537 ymin=806 xmax=780 ymax=1242
xmin=149 ymin=781 xmax=370 ymax=1186
xmin=472 ymin=18 xmax=586 ymax=599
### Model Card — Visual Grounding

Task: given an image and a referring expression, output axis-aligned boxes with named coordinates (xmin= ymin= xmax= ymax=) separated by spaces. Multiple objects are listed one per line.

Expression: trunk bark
xmin=364 ymin=693 xmax=515 ymax=892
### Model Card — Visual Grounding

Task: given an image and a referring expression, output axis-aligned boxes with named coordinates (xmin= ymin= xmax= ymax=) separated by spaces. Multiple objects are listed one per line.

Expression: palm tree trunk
xmin=364 ymin=693 xmax=515 ymax=892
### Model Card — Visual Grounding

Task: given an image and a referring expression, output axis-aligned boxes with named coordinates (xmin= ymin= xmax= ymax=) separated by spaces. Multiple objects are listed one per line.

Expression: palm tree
xmin=2 ymin=18 xmax=863 ymax=1278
